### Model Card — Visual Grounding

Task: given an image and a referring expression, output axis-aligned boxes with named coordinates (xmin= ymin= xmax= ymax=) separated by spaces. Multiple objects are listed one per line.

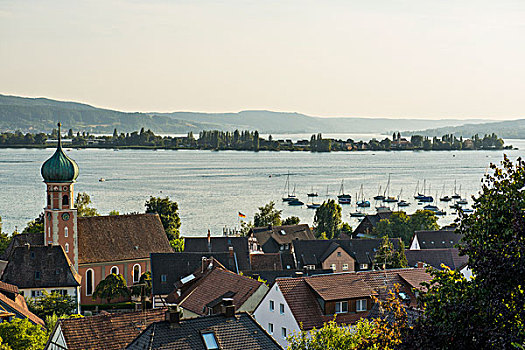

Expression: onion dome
xmin=41 ymin=123 xmax=79 ymax=183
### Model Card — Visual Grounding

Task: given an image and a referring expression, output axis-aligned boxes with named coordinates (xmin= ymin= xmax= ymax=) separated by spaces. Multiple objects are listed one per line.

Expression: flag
xmin=238 ymin=212 xmax=246 ymax=218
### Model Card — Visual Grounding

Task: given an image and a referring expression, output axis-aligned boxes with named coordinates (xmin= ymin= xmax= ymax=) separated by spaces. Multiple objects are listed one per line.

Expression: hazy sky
xmin=1 ymin=0 xmax=524 ymax=119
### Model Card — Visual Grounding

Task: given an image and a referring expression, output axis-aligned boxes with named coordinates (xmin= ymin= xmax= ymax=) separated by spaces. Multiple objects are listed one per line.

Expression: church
xmin=3 ymin=123 xmax=173 ymax=306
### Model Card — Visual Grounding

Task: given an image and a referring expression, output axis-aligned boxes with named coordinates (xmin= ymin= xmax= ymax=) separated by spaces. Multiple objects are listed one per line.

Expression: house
xmin=253 ymin=268 xmax=431 ymax=349
xmin=184 ymin=235 xmax=252 ymax=270
xmin=151 ymin=252 xmax=240 ymax=308
xmin=164 ymin=260 xmax=268 ymax=318
xmin=292 ymin=238 xmax=403 ymax=272
xmin=126 ymin=305 xmax=282 ymax=349
xmin=38 ymin=127 xmax=173 ymax=306
xmin=0 ymin=231 xmax=44 ymax=261
xmin=405 ymin=248 xmax=472 ymax=278
xmin=0 ymin=281 xmax=44 ymax=327
xmin=409 ymin=230 xmax=462 ymax=250
xmin=353 ymin=212 xmax=393 ymax=236
xmin=249 ymin=224 xmax=315 ymax=253
xmin=1 ymin=245 xmax=81 ymax=312
xmin=45 ymin=308 xmax=167 ymax=350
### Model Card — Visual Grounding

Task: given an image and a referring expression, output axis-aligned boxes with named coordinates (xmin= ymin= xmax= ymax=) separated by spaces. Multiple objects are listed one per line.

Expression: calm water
xmin=1 ymin=137 xmax=524 ymax=236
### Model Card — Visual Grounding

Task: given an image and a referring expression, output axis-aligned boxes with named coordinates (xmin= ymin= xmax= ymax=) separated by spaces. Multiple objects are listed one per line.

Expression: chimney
xmin=165 ymin=306 xmax=182 ymax=327
xmin=221 ymin=298 xmax=235 ymax=318
xmin=207 ymin=230 xmax=211 ymax=252
xmin=228 ymin=246 xmax=234 ymax=258
xmin=417 ymin=261 xmax=425 ymax=268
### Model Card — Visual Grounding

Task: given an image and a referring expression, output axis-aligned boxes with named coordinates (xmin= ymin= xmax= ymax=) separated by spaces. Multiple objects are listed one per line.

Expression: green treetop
xmin=92 ymin=273 xmax=130 ymax=304
xmin=314 ymin=199 xmax=342 ymax=239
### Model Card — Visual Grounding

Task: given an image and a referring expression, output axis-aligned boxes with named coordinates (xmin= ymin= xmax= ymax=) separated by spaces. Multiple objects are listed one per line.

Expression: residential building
xmin=292 ymin=238 xmax=403 ymax=272
xmin=253 ymin=268 xmax=431 ymax=349
xmin=406 ymin=248 xmax=472 ymax=278
xmin=1 ymin=245 xmax=81 ymax=312
xmin=353 ymin=212 xmax=393 ymax=236
xmin=249 ymin=224 xmax=315 ymax=253
xmin=126 ymin=305 xmax=282 ymax=349
xmin=409 ymin=230 xmax=462 ymax=250
xmin=45 ymin=308 xmax=166 ymax=350
xmin=164 ymin=260 xmax=268 ymax=318
xmin=0 ymin=281 xmax=44 ymax=326
xmin=184 ymin=235 xmax=252 ymax=270
xmin=151 ymin=252 xmax=239 ymax=308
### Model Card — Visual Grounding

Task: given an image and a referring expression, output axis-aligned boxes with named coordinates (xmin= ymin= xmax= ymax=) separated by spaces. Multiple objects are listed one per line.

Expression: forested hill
xmin=409 ymin=119 xmax=525 ymax=139
xmin=0 ymin=94 xmax=494 ymax=134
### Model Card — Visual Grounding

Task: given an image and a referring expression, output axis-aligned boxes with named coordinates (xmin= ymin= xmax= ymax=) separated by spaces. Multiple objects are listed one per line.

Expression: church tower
xmin=41 ymin=123 xmax=80 ymax=270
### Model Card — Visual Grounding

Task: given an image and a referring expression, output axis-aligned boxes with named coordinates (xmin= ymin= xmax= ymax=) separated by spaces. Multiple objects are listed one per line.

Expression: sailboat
xmin=382 ymin=174 xmax=398 ymax=203
xmin=287 ymin=185 xmax=304 ymax=206
xmin=439 ymin=183 xmax=451 ymax=202
xmin=414 ymin=180 xmax=426 ymax=200
xmin=457 ymin=186 xmax=468 ymax=205
xmin=356 ymin=185 xmax=371 ymax=207
xmin=337 ymin=180 xmax=351 ymax=204
xmin=307 ymin=186 xmax=318 ymax=197
xmin=451 ymin=180 xmax=461 ymax=199
xmin=282 ymin=171 xmax=297 ymax=202
xmin=397 ymin=189 xmax=410 ymax=207
xmin=373 ymin=185 xmax=385 ymax=201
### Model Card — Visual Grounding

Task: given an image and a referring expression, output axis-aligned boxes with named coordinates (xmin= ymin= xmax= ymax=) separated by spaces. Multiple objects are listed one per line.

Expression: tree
xmin=92 ymin=273 xmax=130 ymax=304
xmin=45 ymin=313 xmax=83 ymax=335
xmin=27 ymin=291 xmax=76 ymax=319
xmin=402 ymin=156 xmax=525 ymax=349
xmin=21 ymin=213 xmax=44 ymax=235
xmin=145 ymin=196 xmax=181 ymax=251
xmin=75 ymin=193 xmax=99 ymax=217
xmin=373 ymin=236 xmax=407 ymax=270
xmin=282 ymin=216 xmax=300 ymax=226
xmin=108 ymin=210 xmax=120 ymax=216
xmin=408 ymin=210 xmax=439 ymax=233
xmin=253 ymin=201 xmax=282 ymax=227
xmin=314 ymin=199 xmax=342 ymax=239
xmin=0 ymin=318 xmax=47 ymax=350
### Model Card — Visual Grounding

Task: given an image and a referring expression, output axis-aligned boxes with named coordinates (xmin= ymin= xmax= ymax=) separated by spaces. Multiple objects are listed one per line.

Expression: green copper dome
xmin=41 ymin=123 xmax=79 ymax=183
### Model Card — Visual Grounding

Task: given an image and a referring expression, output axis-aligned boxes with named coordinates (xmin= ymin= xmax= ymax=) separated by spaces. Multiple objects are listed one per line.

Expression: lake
xmin=1 ymin=136 xmax=524 ymax=236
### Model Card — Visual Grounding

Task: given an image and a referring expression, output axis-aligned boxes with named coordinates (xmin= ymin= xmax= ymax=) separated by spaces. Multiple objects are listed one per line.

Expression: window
xmin=30 ymin=252 xmax=35 ymax=259
xmin=64 ymin=227 xmax=68 ymax=237
xmin=268 ymin=323 xmax=274 ymax=334
xmin=356 ymin=299 xmax=367 ymax=312
xmin=305 ymin=265 xmax=315 ymax=270
xmin=65 ymin=243 xmax=69 ymax=253
xmin=202 ymin=332 xmax=219 ymax=350
xmin=62 ymin=195 xmax=69 ymax=206
xmin=86 ymin=269 xmax=94 ymax=296
xmin=47 ymin=194 xmax=51 ymax=206
xmin=335 ymin=301 xmax=348 ymax=313
xmin=342 ymin=264 xmax=349 ymax=271
xmin=52 ymin=289 xmax=68 ymax=296
xmin=31 ymin=290 xmax=43 ymax=298
xmin=269 ymin=300 xmax=275 ymax=311
xmin=280 ymin=303 xmax=285 ymax=314
xmin=110 ymin=266 xmax=119 ymax=275
xmin=359 ymin=263 xmax=368 ymax=270
xmin=330 ymin=263 xmax=336 ymax=271
xmin=133 ymin=264 xmax=141 ymax=283
xmin=161 ymin=274 xmax=167 ymax=283
xmin=337 ymin=251 xmax=341 ymax=257
xmin=48 ymin=227 xmax=51 ymax=238
xmin=35 ymin=271 xmax=41 ymax=280
xmin=281 ymin=327 xmax=287 ymax=338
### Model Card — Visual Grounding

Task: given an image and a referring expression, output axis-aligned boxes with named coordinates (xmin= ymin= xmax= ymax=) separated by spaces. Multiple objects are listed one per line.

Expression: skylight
xmin=180 ymin=274 xmax=195 ymax=285
xmin=202 ymin=332 xmax=219 ymax=350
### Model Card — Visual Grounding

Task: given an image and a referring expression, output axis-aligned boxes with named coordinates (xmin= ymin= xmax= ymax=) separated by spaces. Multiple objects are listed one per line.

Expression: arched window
xmin=65 ymin=243 xmax=69 ymax=253
xmin=48 ymin=227 xmax=51 ymax=238
xmin=62 ymin=195 xmax=69 ymax=206
xmin=133 ymin=264 xmax=141 ymax=283
xmin=110 ymin=266 xmax=119 ymax=275
xmin=64 ymin=227 xmax=68 ymax=237
xmin=86 ymin=269 xmax=94 ymax=296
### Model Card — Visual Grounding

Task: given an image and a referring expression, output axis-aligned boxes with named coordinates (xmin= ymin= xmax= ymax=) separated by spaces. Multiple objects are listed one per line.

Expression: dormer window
xmin=202 ymin=332 xmax=219 ymax=350
xmin=335 ymin=301 xmax=348 ymax=314
xmin=280 ymin=230 xmax=286 ymax=235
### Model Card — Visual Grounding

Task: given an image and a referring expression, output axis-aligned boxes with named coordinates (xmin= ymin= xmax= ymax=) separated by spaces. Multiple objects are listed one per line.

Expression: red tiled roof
xmin=305 ymin=273 xmax=374 ymax=301
xmin=57 ymin=308 xmax=166 ymax=350
xmin=78 ymin=214 xmax=173 ymax=264
xmin=170 ymin=267 xmax=264 ymax=316
xmin=0 ymin=281 xmax=19 ymax=295
xmin=0 ymin=292 xmax=44 ymax=326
